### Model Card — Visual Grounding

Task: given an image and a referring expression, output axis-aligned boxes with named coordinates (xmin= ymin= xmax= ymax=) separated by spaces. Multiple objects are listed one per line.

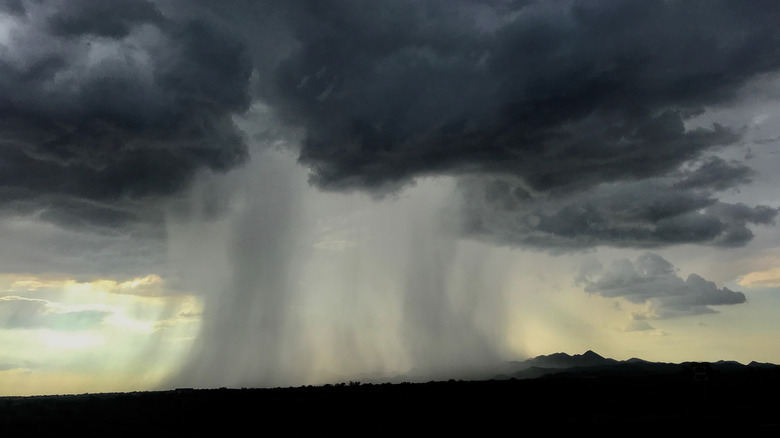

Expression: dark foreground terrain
xmin=3 ymin=362 xmax=780 ymax=436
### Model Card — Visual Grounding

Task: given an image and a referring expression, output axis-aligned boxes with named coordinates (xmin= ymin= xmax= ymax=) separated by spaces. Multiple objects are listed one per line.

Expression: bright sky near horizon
xmin=2 ymin=0 xmax=780 ymax=396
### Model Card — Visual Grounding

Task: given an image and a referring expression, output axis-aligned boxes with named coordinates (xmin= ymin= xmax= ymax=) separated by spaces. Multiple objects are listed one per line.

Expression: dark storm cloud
xmin=46 ymin=0 xmax=165 ymax=38
xmin=581 ymin=253 xmax=746 ymax=319
xmin=261 ymin=0 xmax=780 ymax=192
xmin=0 ymin=0 xmax=25 ymax=16
xmin=2 ymin=0 xmax=779 ymax=250
xmin=0 ymin=0 xmax=251 ymax=230
xmin=672 ymin=156 xmax=754 ymax=191
xmin=242 ymin=0 xmax=780 ymax=248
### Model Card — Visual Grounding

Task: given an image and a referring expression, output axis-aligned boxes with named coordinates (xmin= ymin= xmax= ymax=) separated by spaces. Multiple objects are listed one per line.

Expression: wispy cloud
xmin=739 ymin=267 xmax=780 ymax=288
xmin=5 ymin=274 xmax=177 ymax=298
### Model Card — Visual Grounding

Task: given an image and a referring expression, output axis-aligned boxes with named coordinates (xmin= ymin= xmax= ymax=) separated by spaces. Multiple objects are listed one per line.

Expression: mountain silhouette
xmin=492 ymin=350 xmax=780 ymax=381
xmin=520 ymin=349 xmax=617 ymax=369
xmin=377 ymin=350 xmax=780 ymax=383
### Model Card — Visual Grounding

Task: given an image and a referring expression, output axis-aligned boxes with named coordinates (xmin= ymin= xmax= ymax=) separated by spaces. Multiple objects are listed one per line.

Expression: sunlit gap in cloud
xmin=163 ymin=143 xmax=522 ymax=390
xmin=0 ymin=274 xmax=200 ymax=395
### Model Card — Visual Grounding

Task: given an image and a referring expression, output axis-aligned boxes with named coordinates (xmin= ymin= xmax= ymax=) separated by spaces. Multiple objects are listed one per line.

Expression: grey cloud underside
xmin=46 ymin=0 xmax=166 ymax=38
xmin=0 ymin=0 xmax=25 ymax=16
xmin=253 ymin=0 xmax=780 ymax=247
xmin=582 ymin=253 xmax=746 ymax=319
xmin=0 ymin=0 xmax=251 ymax=230
xmin=458 ymin=156 xmax=777 ymax=249
xmin=266 ymin=0 xmax=780 ymax=191
xmin=2 ymin=0 xmax=779 ymax=250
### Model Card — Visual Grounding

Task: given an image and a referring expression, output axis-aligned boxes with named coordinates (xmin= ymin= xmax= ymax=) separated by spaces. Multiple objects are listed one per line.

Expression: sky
xmin=1 ymin=0 xmax=780 ymax=396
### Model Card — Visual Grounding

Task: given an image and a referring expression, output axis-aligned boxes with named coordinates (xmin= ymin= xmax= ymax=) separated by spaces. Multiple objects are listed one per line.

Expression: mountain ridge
xmin=366 ymin=350 xmax=780 ymax=385
xmin=493 ymin=350 xmax=780 ymax=381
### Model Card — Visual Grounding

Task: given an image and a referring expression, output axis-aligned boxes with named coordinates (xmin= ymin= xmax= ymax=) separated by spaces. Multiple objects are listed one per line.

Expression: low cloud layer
xmin=0 ymin=296 xmax=109 ymax=330
xmin=458 ymin=158 xmax=776 ymax=249
xmin=582 ymin=253 xmax=747 ymax=320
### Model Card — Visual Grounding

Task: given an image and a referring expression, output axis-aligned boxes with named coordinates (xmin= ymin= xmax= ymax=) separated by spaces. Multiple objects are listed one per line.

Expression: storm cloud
xmin=261 ymin=1 xmax=779 ymax=188
xmin=2 ymin=0 xmax=779 ymax=249
xmin=0 ymin=0 xmax=251 ymax=231
xmin=254 ymin=0 xmax=780 ymax=248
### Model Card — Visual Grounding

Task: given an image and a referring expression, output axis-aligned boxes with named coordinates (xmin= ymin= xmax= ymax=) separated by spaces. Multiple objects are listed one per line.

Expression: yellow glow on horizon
xmin=0 ymin=368 xmax=172 ymax=397
xmin=0 ymin=272 xmax=203 ymax=396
